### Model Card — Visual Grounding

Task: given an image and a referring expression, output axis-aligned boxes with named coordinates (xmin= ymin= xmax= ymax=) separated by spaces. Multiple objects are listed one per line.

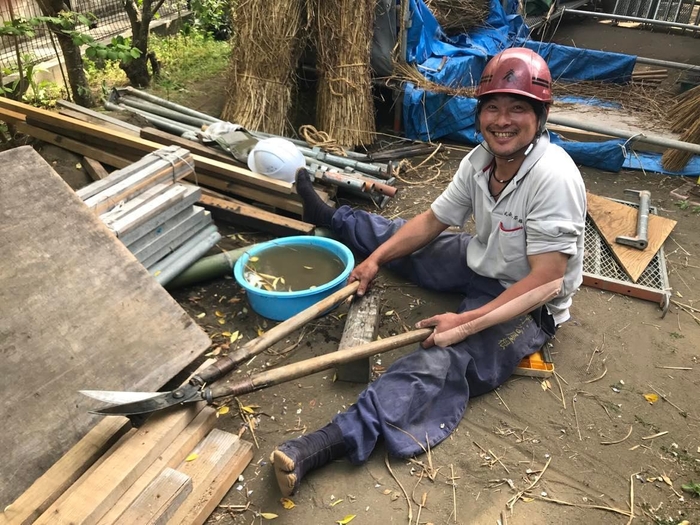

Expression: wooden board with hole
xmin=586 ymin=192 xmax=677 ymax=282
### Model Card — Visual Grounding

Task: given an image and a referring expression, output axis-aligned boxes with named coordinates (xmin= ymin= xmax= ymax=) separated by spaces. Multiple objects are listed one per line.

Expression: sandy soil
xmin=7 ymin=17 xmax=700 ymax=525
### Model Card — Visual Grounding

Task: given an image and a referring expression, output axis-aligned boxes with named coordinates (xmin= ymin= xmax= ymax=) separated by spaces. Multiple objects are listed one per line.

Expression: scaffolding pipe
xmin=104 ymin=102 xmax=200 ymax=135
xmin=547 ymin=115 xmax=700 ymax=155
xmin=118 ymin=96 xmax=210 ymax=128
xmin=151 ymin=225 xmax=222 ymax=286
xmin=634 ymin=56 xmax=700 ymax=72
xmin=563 ymin=8 xmax=700 ymax=32
xmin=120 ymin=86 xmax=220 ymax=124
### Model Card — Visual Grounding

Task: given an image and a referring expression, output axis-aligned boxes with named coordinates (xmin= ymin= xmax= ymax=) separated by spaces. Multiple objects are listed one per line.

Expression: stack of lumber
xmin=0 ymin=98 xmax=319 ymax=237
xmin=76 ymin=146 xmax=220 ymax=284
xmin=631 ymin=68 xmax=668 ymax=87
xmin=2 ymin=403 xmax=253 ymax=525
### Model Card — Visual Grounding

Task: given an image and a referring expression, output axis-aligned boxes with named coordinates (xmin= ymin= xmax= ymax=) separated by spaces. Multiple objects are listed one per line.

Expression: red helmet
xmin=475 ymin=48 xmax=552 ymax=104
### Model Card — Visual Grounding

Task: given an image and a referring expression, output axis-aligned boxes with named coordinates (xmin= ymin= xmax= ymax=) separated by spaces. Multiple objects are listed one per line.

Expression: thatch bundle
xmin=661 ymin=85 xmax=700 ymax=172
xmin=424 ymin=0 xmax=490 ymax=36
xmin=221 ymin=0 xmax=306 ymax=135
xmin=314 ymin=0 xmax=376 ymax=147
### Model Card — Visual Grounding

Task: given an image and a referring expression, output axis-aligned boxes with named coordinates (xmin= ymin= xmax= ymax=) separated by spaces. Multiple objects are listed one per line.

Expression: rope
xmin=298 ymin=125 xmax=347 ymax=157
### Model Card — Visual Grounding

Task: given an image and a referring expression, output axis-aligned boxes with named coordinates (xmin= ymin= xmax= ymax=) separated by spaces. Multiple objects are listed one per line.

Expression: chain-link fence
xmin=0 ymin=0 xmax=188 ymax=71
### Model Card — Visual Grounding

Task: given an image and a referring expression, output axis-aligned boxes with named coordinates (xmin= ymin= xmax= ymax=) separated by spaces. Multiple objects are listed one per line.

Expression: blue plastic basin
xmin=233 ymin=236 xmax=354 ymax=321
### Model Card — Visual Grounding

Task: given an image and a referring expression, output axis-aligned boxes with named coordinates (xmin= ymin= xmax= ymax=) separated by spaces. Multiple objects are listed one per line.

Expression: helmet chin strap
xmin=481 ymin=134 xmax=539 ymax=163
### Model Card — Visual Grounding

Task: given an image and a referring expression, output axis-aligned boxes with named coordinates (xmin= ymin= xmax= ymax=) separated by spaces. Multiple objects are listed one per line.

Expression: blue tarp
xmin=403 ymin=0 xmax=699 ymax=176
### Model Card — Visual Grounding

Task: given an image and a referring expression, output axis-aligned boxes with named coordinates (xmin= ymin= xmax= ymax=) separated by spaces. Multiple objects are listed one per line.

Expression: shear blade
xmin=85 ymin=385 xmax=202 ymax=416
xmin=79 ymin=390 xmax=164 ymax=404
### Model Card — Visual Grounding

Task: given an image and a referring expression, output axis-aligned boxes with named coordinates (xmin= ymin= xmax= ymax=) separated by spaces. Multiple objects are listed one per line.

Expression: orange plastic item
xmin=514 ymin=349 xmax=554 ymax=377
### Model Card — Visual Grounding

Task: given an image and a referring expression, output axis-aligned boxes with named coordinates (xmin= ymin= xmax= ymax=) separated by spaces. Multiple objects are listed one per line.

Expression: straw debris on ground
xmin=221 ymin=0 xmax=307 ymax=135
xmin=314 ymin=0 xmax=376 ymax=147
xmin=662 ymin=85 xmax=700 ymax=172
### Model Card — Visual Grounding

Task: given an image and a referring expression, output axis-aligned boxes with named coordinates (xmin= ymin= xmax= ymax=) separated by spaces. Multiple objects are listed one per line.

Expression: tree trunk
xmin=36 ymin=0 xmax=94 ymax=107
xmin=121 ymin=0 xmax=159 ymax=88
xmin=54 ymin=30 xmax=94 ymax=106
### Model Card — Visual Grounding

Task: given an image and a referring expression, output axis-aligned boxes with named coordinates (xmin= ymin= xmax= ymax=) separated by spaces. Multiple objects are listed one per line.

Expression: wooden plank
xmin=56 ymin=99 xmax=143 ymax=134
xmin=140 ymin=127 xmax=244 ymax=165
xmin=98 ymin=407 xmax=217 ymax=525
xmin=59 ymin=108 xmax=142 ymax=136
xmin=168 ymin=430 xmax=254 ymax=525
xmin=335 ymin=288 xmax=380 ymax=383
xmin=118 ymin=468 xmax=191 ymax=525
xmin=0 ymin=147 xmax=211 ymax=507
xmin=192 ymin=173 xmax=304 ymax=215
xmin=586 ymin=192 xmax=677 ymax=282
xmin=0 ymin=97 xmax=293 ymax=194
xmin=0 ymin=417 xmax=130 ymax=525
xmin=199 ymin=192 xmax=315 ymax=237
xmin=34 ymin=404 xmax=204 ymax=525
xmin=83 ymin=157 xmax=111 ymax=181
xmin=14 ymin=121 xmax=132 ymax=168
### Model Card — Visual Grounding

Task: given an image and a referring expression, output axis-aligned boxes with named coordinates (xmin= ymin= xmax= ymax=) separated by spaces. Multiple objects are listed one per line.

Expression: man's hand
xmin=349 ymin=258 xmax=380 ymax=296
xmin=416 ymin=312 xmax=474 ymax=348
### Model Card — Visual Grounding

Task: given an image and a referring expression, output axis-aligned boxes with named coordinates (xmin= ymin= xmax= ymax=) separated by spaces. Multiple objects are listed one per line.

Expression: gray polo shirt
xmin=431 ymin=133 xmax=586 ymax=325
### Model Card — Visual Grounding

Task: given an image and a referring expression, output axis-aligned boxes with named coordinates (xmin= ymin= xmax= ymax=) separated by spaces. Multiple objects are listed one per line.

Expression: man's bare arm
xmin=417 ymin=251 xmax=569 ymax=347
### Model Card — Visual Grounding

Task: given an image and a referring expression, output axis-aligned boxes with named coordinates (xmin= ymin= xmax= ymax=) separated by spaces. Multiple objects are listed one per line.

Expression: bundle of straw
xmin=424 ymin=0 xmax=490 ymax=36
xmin=221 ymin=0 xmax=306 ymax=135
xmin=661 ymin=85 xmax=700 ymax=172
xmin=314 ymin=0 xmax=376 ymax=147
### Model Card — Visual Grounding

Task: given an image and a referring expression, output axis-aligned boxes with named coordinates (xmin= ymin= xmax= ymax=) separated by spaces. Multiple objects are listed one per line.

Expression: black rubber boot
xmin=295 ymin=168 xmax=335 ymax=227
xmin=270 ymin=423 xmax=347 ymax=496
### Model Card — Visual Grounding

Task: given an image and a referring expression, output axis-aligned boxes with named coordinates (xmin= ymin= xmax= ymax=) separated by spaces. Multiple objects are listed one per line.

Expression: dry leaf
xmin=256 ymin=326 xmax=265 ymax=337
xmin=76 ymin=163 xmax=82 ymax=169
xmin=222 ymin=331 xmax=232 ymax=337
xmin=336 ymin=515 xmax=356 ymax=525
xmin=217 ymin=406 xmax=230 ymax=417
xmin=217 ymin=318 xmax=226 ymax=325
xmin=230 ymin=330 xmax=241 ymax=342
xmin=382 ymin=489 xmax=392 ymax=495
xmin=280 ymin=498 xmax=295 ymax=509
xmin=185 ymin=453 xmax=199 ymax=462
xmin=385 ymin=310 xmax=395 ymax=316
xmin=240 ymin=405 xmax=258 ymax=414
xmin=204 ymin=347 xmax=221 ymax=357
xmin=662 ymin=474 xmax=672 ymax=486
xmin=249 ymin=256 xmax=259 ymax=262
xmin=330 ymin=499 xmax=343 ymax=507
xmin=303 ymin=266 xmax=313 ymax=270
xmin=521 ymin=497 xmax=534 ymax=503
xmin=260 ymin=512 xmax=278 ymax=520
xmin=643 ymin=393 xmax=659 ymax=404
xmin=196 ymin=312 xmax=206 ymax=318
xmin=215 ymin=311 xmax=225 ymax=317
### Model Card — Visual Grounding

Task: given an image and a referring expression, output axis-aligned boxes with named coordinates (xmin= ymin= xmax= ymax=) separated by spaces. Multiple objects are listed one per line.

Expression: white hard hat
xmin=247 ymin=137 xmax=306 ymax=183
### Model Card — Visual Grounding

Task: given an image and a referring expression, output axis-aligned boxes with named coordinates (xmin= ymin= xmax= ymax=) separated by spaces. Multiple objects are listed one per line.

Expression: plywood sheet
xmin=0 ymin=146 xmax=211 ymax=507
xmin=586 ymin=192 xmax=677 ymax=282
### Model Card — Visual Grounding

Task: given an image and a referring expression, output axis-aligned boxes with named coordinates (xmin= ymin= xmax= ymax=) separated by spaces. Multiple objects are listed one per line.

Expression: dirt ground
xmin=8 ymin=16 xmax=700 ymax=525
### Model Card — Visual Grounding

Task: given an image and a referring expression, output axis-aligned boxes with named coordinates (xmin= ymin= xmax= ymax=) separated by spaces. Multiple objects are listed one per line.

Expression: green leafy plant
xmin=190 ymin=0 xmax=231 ymax=40
xmin=682 ymin=481 xmax=700 ymax=497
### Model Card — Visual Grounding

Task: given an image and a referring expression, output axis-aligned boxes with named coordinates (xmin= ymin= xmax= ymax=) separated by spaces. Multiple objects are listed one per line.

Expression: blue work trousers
xmin=329 ymin=206 xmax=553 ymax=463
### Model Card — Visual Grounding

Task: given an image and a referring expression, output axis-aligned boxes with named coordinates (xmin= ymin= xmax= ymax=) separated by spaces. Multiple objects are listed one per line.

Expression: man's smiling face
xmin=479 ymin=94 xmax=540 ymax=159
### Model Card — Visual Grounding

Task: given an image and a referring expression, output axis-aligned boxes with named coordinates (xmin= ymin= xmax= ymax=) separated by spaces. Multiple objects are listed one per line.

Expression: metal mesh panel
xmin=675 ymin=0 xmax=695 ymax=24
xmin=0 ymin=0 xmax=187 ymax=70
xmin=583 ymin=199 xmax=668 ymax=293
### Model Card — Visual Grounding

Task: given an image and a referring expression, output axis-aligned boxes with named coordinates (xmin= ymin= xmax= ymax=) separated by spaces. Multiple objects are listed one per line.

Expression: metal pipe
xmin=119 ymin=96 xmax=209 ymax=128
xmin=563 ymin=8 xmax=700 ymax=32
xmin=151 ymin=225 xmax=222 ymax=286
xmin=251 ymin=130 xmax=372 ymax=161
xmin=634 ymin=56 xmax=700 ymax=72
xmin=547 ymin=114 xmax=700 ymax=155
xmin=166 ymin=245 xmax=254 ymax=289
xmin=299 ymin=146 xmax=391 ymax=178
xmin=120 ymin=86 xmax=220 ymax=124
xmin=104 ymin=101 xmax=200 ymax=134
